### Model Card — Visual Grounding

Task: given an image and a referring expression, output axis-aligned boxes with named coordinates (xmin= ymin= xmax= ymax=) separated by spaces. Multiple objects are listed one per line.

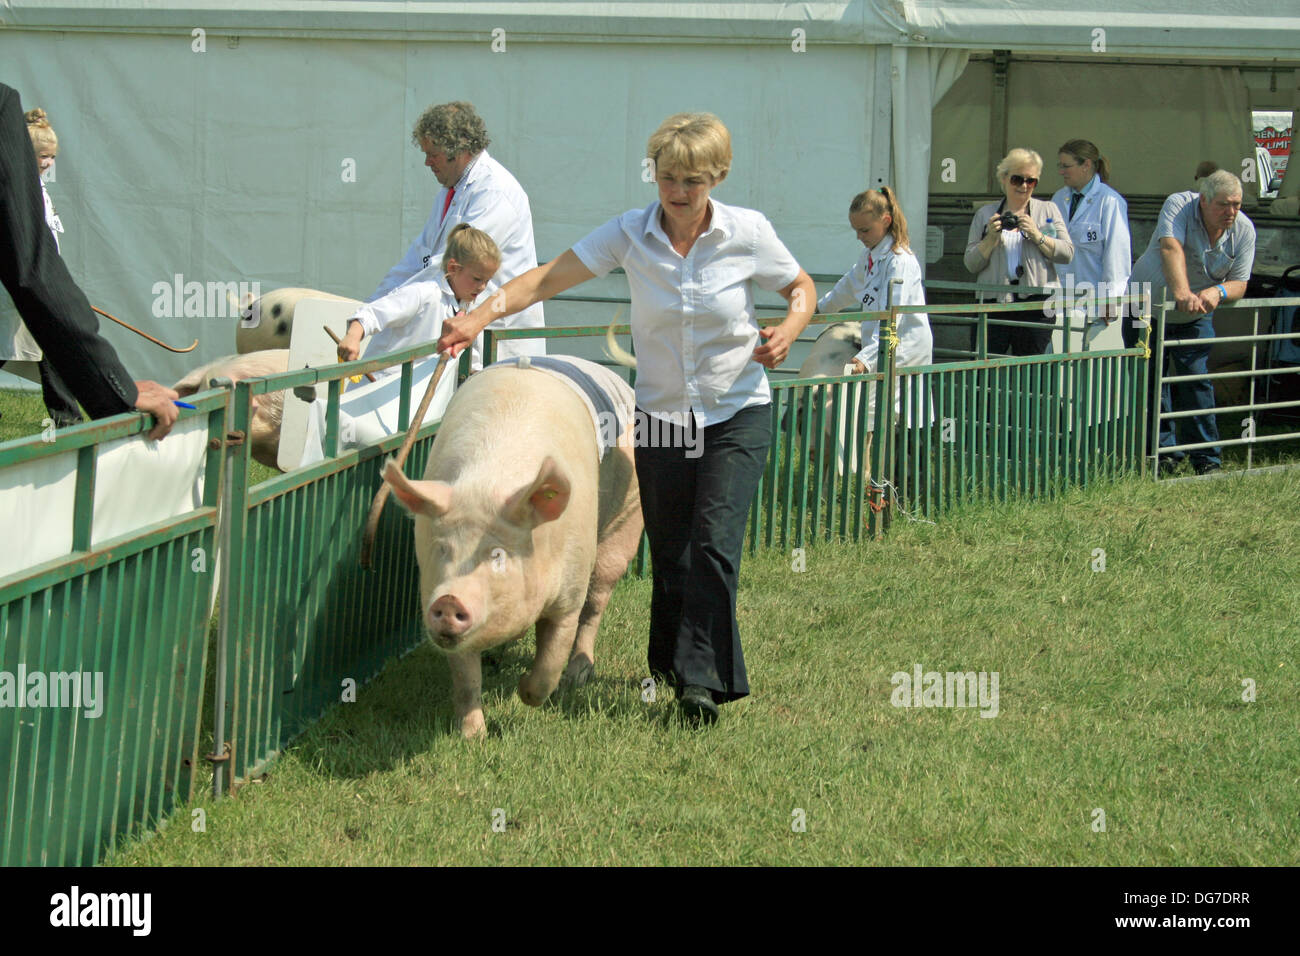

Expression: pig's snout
xmin=428 ymin=594 xmax=473 ymax=644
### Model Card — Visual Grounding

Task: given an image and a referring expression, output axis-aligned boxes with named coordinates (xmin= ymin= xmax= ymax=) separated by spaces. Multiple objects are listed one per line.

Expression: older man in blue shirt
xmin=1130 ymin=170 xmax=1256 ymax=475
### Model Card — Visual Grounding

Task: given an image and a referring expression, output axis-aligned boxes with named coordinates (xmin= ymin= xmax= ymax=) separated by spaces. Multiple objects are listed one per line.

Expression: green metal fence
xmin=215 ymin=341 xmax=454 ymax=794
xmin=0 ymin=394 xmax=226 ymax=865
xmin=0 ymin=282 xmax=1156 ymax=863
xmin=750 ymin=299 xmax=1149 ymax=552
xmin=1150 ymin=294 xmax=1300 ymax=477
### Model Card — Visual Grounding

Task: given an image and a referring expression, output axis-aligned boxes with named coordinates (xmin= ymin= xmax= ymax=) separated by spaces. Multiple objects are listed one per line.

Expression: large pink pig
xmin=382 ymin=355 xmax=643 ymax=739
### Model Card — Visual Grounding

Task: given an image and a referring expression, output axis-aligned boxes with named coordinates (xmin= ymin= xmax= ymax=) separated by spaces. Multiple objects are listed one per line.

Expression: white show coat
xmin=352 ymin=254 xmax=497 ymax=372
xmin=817 ymin=235 xmax=932 ymax=371
xmin=817 ymin=235 xmax=932 ymax=426
xmin=1051 ymin=175 xmax=1131 ymax=312
xmin=369 ymin=150 xmax=544 ymax=359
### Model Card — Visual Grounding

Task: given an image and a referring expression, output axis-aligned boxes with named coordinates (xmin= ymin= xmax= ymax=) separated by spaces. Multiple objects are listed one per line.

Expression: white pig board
xmin=277 ymin=298 xmax=368 ymax=471
xmin=279 ymin=298 xmax=458 ymax=471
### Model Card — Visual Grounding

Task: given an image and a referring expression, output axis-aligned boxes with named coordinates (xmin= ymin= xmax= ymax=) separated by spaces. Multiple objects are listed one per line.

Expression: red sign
xmin=1255 ymin=125 xmax=1292 ymax=173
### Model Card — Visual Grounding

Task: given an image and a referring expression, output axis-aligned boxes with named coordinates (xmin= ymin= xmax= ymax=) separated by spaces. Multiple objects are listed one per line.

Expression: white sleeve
xmin=571 ymin=214 xmax=632 ymax=278
xmin=1155 ymin=194 xmax=1192 ymax=243
xmin=751 ymin=214 xmax=801 ymax=292
xmin=818 ymin=261 xmax=863 ymax=315
xmin=352 ymin=282 xmax=433 ymax=336
xmin=1099 ymin=193 xmax=1132 ymax=302
xmin=369 ymin=213 xmax=438 ymax=301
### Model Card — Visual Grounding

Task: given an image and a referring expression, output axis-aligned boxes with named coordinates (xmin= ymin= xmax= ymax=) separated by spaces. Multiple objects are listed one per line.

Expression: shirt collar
xmin=1075 ymin=174 xmax=1099 ymax=198
xmin=645 ymin=198 xmax=734 ymax=247
xmin=867 ymin=234 xmax=895 ymax=259
xmin=454 ymin=149 xmax=488 ymax=191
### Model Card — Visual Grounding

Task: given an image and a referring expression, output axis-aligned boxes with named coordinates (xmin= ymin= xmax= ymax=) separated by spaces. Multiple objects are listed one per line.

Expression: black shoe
xmin=679 ymin=685 xmax=719 ymax=725
xmin=1193 ymin=460 xmax=1222 ymax=476
xmin=1157 ymin=457 xmax=1182 ymax=477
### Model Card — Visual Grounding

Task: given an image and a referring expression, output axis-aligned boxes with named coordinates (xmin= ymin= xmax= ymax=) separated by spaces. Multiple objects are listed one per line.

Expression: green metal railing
xmin=1150 ymin=294 xmax=1300 ymax=477
xmin=215 ymin=341 xmax=452 ymax=794
xmin=0 ymin=279 xmax=1158 ymax=863
xmin=0 ymin=395 xmax=226 ymax=865
xmin=749 ymin=302 xmax=1149 ymax=552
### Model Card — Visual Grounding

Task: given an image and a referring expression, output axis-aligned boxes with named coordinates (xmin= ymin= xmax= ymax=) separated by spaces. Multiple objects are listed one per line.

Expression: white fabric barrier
xmin=0 ymin=415 xmax=210 ymax=580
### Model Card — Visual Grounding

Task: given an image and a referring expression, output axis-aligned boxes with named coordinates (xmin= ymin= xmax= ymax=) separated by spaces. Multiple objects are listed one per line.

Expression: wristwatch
xmin=1215 ymin=283 xmax=1227 ymax=300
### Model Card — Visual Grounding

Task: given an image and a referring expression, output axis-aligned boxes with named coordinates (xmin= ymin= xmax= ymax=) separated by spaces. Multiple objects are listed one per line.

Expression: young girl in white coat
xmin=818 ymin=187 xmax=933 ymax=426
xmin=337 ymin=223 xmax=500 ymax=369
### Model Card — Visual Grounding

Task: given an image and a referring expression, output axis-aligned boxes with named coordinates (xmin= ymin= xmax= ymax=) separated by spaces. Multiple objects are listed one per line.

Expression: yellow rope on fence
xmin=884 ymin=322 xmax=900 ymax=355
xmin=1140 ymin=321 xmax=1152 ymax=360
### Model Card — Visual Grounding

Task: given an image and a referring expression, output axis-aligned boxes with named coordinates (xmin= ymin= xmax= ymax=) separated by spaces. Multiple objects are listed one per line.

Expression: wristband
xmin=1215 ymin=283 xmax=1227 ymax=301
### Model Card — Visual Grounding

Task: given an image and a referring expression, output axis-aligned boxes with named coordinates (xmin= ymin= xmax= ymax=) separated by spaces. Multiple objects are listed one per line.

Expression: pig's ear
xmin=383 ymin=458 xmax=451 ymax=518
xmin=504 ymin=456 xmax=570 ymax=527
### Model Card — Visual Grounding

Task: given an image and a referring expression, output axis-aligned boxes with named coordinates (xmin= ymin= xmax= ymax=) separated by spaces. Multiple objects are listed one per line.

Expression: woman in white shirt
xmin=1050 ymin=139 xmax=1131 ymax=341
xmin=440 ymin=112 xmax=816 ymax=725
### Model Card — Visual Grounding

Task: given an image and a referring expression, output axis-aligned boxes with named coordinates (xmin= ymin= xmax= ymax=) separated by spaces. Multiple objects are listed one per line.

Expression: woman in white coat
xmin=818 ymin=186 xmax=932 ymax=427
xmin=1051 ymin=139 xmax=1131 ymax=346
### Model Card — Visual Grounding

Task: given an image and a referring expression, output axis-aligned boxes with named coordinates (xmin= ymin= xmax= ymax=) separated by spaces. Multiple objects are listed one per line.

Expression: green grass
xmin=100 ymin=468 xmax=1300 ymax=866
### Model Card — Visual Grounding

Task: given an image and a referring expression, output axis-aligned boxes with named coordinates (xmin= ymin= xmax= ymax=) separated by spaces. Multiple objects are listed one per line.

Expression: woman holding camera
xmin=964 ymin=148 xmax=1073 ymax=355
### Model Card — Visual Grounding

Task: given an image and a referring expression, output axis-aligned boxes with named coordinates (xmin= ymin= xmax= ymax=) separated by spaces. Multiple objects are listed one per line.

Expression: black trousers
xmin=988 ymin=292 xmax=1054 ymax=356
xmin=634 ymin=403 xmax=770 ymax=704
xmin=39 ymin=358 xmax=84 ymax=426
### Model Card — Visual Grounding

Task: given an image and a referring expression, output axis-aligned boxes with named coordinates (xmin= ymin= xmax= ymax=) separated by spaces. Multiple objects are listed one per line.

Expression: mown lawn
xmin=98 ymin=466 xmax=1299 ymax=866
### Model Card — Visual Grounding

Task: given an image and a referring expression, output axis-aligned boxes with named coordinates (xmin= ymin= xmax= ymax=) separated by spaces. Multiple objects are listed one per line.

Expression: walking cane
xmin=359 ymin=353 xmax=451 ymax=569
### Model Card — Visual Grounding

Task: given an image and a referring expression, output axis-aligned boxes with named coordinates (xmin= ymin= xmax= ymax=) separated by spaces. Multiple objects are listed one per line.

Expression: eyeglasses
xmin=1009 ymin=174 xmax=1038 ymax=187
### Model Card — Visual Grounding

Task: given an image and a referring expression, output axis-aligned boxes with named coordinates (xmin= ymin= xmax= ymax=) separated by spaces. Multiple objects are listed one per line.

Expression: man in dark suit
xmin=0 ymin=82 xmax=177 ymax=439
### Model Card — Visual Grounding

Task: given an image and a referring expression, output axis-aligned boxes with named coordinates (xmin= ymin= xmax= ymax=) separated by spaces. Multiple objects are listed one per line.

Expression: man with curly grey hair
xmin=369 ymin=101 xmax=544 ymax=363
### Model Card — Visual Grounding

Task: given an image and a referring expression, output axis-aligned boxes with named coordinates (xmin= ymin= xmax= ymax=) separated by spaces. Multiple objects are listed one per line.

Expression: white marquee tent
xmin=3 ymin=1 xmax=1299 ymax=382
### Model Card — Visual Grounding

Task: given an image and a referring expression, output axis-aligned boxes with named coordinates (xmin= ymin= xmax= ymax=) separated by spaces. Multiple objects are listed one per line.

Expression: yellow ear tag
xmin=544 ymin=489 xmax=557 ymax=500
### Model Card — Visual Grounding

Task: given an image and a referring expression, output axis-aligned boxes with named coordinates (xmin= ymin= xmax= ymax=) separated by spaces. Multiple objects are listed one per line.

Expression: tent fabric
xmin=0 ymin=29 xmax=887 ymax=384
xmin=4 ymin=2 xmax=1300 ymax=59
xmin=930 ymin=61 xmax=1253 ymax=198
xmin=1 ymin=2 xmax=1299 ymax=387
xmin=891 ymin=45 xmax=970 ymax=262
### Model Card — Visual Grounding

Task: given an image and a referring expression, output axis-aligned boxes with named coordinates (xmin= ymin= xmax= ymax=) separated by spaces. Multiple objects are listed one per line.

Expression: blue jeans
xmin=1159 ymin=316 xmax=1220 ymax=467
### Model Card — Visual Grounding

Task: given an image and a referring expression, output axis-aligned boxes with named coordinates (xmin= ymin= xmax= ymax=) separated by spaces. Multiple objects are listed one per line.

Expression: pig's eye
xmin=434 ymin=542 xmax=454 ymax=562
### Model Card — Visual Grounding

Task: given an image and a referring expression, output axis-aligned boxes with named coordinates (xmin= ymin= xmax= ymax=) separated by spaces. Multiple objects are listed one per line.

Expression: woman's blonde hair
xmin=445 ymin=222 xmax=500 ymax=270
xmin=646 ymin=112 xmax=731 ymax=183
xmin=849 ymin=186 xmax=910 ymax=253
xmin=995 ymin=147 xmax=1043 ymax=182
xmin=25 ymin=108 xmax=58 ymax=156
